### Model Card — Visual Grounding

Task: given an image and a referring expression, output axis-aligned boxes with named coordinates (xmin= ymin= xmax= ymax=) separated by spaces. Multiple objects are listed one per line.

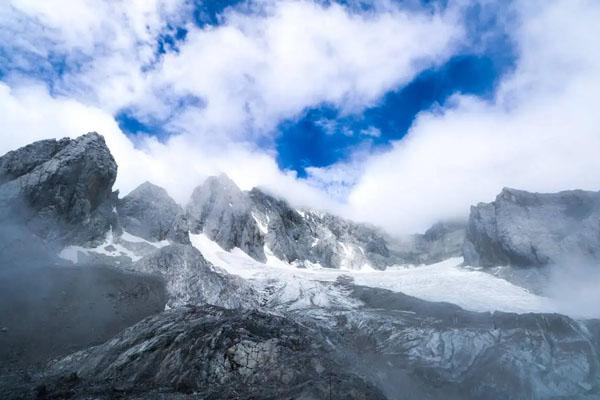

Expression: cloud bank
xmin=1 ymin=0 xmax=599 ymax=236
xmin=345 ymin=0 xmax=600 ymax=233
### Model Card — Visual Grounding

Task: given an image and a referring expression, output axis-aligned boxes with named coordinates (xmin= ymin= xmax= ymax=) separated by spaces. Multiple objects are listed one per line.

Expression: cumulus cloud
xmin=0 ymin=80 xmax=342 ymax=210
xmin=345 ymin=0 xmax=600 ymax=234
xmin=2 ymin=0 xmax=597 ymax=238
xmin=143 ymin=0 xmax=463 ymax=139
xmin=0 ymin=0 xmax=462 ymax=215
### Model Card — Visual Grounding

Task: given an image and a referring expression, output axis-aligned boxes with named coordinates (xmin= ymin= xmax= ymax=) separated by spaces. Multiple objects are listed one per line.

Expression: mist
xmin=545 ymin=259 xmax=600 ymax=319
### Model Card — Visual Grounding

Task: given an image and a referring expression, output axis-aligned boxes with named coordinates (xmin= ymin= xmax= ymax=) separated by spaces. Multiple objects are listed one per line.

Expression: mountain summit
xmin=2 ymin=133 xmax=600 ymax=400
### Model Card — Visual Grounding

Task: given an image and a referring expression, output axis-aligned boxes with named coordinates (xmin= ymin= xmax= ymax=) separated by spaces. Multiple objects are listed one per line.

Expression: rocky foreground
xmin=1 ymin=133 xmax=600 ymax=399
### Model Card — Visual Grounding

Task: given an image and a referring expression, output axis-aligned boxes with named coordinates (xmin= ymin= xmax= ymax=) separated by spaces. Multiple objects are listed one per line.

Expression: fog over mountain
xmin=1 ymin=1 xmax=600 ymax=399
xmin=1 ymin=133 xmax=600 ymax=399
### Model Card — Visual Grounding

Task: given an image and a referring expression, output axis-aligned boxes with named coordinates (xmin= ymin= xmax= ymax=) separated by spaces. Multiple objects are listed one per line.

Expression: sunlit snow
xmin=189 ymin=233 xmax=557 ymax=315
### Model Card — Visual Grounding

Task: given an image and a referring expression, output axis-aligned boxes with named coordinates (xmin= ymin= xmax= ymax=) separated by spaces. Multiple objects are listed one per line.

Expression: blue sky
xmin=109 ymin=0 xmax=516 ymax=178
xmin=1 ymin=0 xmax=598 ymax=234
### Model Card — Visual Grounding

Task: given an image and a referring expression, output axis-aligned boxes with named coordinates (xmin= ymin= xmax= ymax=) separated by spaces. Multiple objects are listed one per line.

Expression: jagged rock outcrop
xmin=25 ymin=305 xmax=385 ymax=400
xmin=463 ymin=187 xmax=600 ymax=267
xmin=250 ymin=187 xmax=395 ymax=269
xmin=132 ymin=244 xmax=258 ymax=309
xmin=0 ymin=133 xmax=118 ymax=247
xmin=183 ymin=174 xmax=266 ymax=261
xmin=118 ymin=182 xmax=182 ymax=242
xmin=174 ymin=175 xmax=464 ymax=270
xmin=11 ymin=284 xmax=600 ymax=400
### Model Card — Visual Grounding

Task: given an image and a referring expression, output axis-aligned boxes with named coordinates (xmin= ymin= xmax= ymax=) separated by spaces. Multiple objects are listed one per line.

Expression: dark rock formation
xmin=24 ymin=306 xmax=385 ymax=400
xmin=0 ymin=132 xmax=118 ymax=247
xmin=463 ymin=187 xmax=600 ymax=267
xmin=174 ymin=175 xmax=464 ymax=270
xmin=131 ymin=244 xmax=258 ymax=309
xmin=118 ymin=182 xmax=182 ymax=241
xmin=9 ymin=284 xmax=600 ymax=400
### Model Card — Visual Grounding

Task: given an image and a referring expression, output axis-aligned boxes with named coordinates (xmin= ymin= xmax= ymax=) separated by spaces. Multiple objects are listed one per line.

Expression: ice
xmin=190 ymin=233 xmax=557 ymax=315
xmin=59 ymin=229 xmax=169 ymax=263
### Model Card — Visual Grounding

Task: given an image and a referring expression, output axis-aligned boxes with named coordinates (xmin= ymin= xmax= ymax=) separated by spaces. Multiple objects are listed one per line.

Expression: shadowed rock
xmin=118 ymin=181 xmax=182 ymax=241
xmin=174 ymin=174 xmax=464 ymax=270
xmin=293 ymin=284 xmax=600 ymax=400
xmin=24 ymin=306 xmax=385 ymax=400
xmin=182 ymin=174 xmax=266 ymax=261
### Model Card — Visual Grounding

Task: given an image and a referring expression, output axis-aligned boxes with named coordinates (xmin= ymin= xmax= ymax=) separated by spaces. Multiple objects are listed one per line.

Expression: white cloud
xmin=149 ymin=0 xmax=463 ymax=139
xmin=4 ymin=0 xmax=597 ymax=238
xmin=0 ymin=81 xmax=342 ymax=211
xmin=345 ymin=0 xmax=600 ymax=234
xmin=0 ymin=0 xmax=462 ymax=219
xmin=360 ymin=126 xmax=381 ymax=137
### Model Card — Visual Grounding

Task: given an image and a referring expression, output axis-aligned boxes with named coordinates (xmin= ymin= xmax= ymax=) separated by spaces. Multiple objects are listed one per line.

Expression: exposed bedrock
xmin=117 ymin=181 xmax=182 ymax=242
xmin=0 ymin=133 xmax=118 ymax=248
xmin=464 ymin=187 xmax=600 ymax=267
xmin=24 ymin=305 xmax=385 ymax=400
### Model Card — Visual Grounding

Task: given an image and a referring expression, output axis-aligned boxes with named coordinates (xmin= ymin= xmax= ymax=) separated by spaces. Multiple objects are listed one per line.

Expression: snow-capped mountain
xmin=2 ymin=133 xmax=600 ymax=399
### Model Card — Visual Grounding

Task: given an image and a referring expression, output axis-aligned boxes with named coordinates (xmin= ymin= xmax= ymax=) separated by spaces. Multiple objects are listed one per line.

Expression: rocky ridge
xmin=464 ymin=187 xmax=600 ymax=267
xmin=2 ymin=133 xmax=600 ymax=400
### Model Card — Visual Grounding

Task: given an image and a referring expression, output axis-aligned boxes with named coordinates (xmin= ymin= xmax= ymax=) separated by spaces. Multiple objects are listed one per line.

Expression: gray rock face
xmin=14 ymin=284 xmax=600 ymax=400
xmin=131 ymin=244 xmax=258 ymax=309
xmin=250 ymin=187 xmax=396 ymax=269
xmin=184 ymin=174 xmax=266 ymax=261
xmin=385 ymin=220 xmax=466 ymax=266
xmin=293 ymin=284 xmax=600 ymax=400
xmin=29 ymin=305 xmax=385 ymax=400
xmin=463 ymin=187 xmax=600 ymax=267
xmin=177 ymin=175 xmax=464 ymax=270
xmin=118 ymin=181 xmax=182 ymax=241
xmin=0 ymin=132 xmax=118 ymax=246
xmin=0 ymin=138 xmax=70 ymax=185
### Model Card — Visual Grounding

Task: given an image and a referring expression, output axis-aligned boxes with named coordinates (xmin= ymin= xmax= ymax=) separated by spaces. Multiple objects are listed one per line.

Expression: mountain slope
xmin=464 ymin=187 xmax=600 ymax=267
xmin=3 ymin=133 xmax=600 ymax=400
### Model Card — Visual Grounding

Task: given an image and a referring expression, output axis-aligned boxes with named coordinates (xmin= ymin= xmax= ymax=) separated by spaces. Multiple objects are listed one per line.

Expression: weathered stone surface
xmin=25 ymin=306 xmax=385 ymax=400
xmin=293 ymin=284 xmax=600 ymax=400
xmin=464 ymin=187 xmax=600 ymax=267
xmin=131 ymin=244 xmax=258 ymax=309
xmin=175 ymin=175 xmax=464 ymax=270
xmin=9 ymin=284 xmax=600 ymax=400
xmin=118 ymin=182 xmax=182 ymax=241
xmin=0 ymin=132 xmax=118 ymax=246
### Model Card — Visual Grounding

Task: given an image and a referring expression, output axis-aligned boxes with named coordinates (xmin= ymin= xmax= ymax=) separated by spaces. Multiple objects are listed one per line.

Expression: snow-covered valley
xmin=189 ymin=233 xmax=556 ymax=315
